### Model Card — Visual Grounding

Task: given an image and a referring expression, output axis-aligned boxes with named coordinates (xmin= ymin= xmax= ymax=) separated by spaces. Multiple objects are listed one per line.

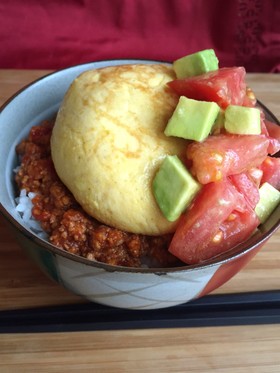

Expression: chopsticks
xmin=1 ymin=290 xmax=280 ymax=333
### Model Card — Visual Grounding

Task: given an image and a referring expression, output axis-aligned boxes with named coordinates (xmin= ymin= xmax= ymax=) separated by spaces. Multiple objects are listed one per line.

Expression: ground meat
xmin=15 ymin=120 xmax=181 ymax=268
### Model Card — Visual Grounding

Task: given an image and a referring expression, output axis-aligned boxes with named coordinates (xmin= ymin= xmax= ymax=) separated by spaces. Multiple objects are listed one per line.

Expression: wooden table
xmin=0 ymin=70 xmax=280 ymax=372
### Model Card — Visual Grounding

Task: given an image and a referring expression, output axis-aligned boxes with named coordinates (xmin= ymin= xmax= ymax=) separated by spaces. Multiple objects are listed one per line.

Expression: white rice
xmin=15 ymin=189 xmax=49 ymax=240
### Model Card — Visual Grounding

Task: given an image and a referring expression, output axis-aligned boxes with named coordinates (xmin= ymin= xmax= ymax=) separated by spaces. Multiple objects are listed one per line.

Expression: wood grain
xmin=1 ymin=325 xmax=280 ymax=372
xmin=0 ymin=70 xmax=280 ymax=372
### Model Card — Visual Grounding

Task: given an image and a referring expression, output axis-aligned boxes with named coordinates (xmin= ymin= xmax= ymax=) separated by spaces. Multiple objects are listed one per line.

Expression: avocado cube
xmin=255 ymin=182 xmax=280 ymax=224
xmin=225 ymin=105 xmax=261 ymax=135
xmin=152 ymin=155 xmax=201 ymax=222
xmin=211 ymin=109 xmax=225 ymax=135
xmin=164 ymin=97 xmax=220 ymax=142
xmin=173 ymin=49 xmax=219 ymax=79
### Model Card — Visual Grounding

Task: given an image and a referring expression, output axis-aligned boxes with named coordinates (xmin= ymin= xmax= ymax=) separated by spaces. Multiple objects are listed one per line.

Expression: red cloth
xmin=1 ymin=0 xmax=279 ymax=72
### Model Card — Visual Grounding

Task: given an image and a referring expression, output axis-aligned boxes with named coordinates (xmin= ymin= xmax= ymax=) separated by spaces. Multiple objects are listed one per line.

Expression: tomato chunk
xmin=229 ymin=172 xmax=260 ymax=209
xmin=264 ymin=120 xmax=280 ymax=140
xmin=187 ymin=134 xmax=270 ymax=184
xmin=259 ymin=114 xmax=280 ymax=155
xmin=260 ymin=157 xmax=280 ymax=190
xmin=262 ymin=120 xmax=280 ymax=155
xmin=168 ymin=179 xmax=259 ymax=264
xmin=209 ymin=209 xmax=260 ymax=256
xmin=168 ymin=67 xmax=247 ymax=109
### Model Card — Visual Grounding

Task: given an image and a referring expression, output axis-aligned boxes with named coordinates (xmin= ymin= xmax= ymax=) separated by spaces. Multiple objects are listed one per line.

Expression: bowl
xmin=0 ymin=60 xmax=279 ymax=310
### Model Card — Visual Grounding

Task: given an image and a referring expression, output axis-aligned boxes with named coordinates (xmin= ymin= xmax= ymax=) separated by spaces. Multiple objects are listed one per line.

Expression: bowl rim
xmin=0 ymin=59 xmax=279 ymax=274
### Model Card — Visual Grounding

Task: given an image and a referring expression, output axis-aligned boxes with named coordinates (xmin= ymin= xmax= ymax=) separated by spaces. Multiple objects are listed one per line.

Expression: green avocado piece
xmin=255 ymin=182 xmax=280 ymax=224
xmin=173 ymin=49 xmax=219 ymax=79
xmin=211 ymin=109 xmax=225 ymax=135
xmin=224 ymin=105 xmax=261 ymax=135
xmin=164 ymin=96 xmax=220 ymax=142
xmin=152 ymin=155 xmax=201 ymax=222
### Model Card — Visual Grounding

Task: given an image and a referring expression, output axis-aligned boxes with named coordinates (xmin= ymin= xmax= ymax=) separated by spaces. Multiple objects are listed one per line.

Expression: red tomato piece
xmin=264 ymin=120 xmax=280 ymax=140
xmin=260 ymin=114 xmax=269 ymax=137
xmin=187 ymin=134 xmax=270 ymax=184
xmin=242 ymin=87 xmax=257 ymax=107
xmin=206 ymin=208 xmax=260 ymax=259
xmin=260 ymin=115 xmax=280 ymax=155
xmin=229 ymin=172 xmax=260 ymax=209
xmin=267 ymin=137 xmax=280 ymax=156
xmin=168 ymin=179 xmax=253 ymax=264
xmin=260 ymin=157 xmax=280 ymax=190
xmin=262 ymin=120 xmax=280 ymax=155
xmin=168 ymin=67 xmax=247 ymax=109
xmin=247 ymin=167 xmax=263 ymax=188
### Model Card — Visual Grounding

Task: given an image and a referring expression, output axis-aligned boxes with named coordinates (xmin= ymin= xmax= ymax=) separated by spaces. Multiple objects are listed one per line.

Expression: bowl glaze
xmin=0 ymin=60 xmax=279 ymax=310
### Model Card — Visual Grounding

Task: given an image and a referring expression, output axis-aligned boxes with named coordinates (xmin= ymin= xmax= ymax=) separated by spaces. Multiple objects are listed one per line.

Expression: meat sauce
xmin=15 ymin=120 xmax=180 ymax=268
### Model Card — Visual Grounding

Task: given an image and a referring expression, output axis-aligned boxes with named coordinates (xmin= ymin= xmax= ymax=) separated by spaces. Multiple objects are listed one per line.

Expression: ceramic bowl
xmin=0 ymin=60 xmax=279 ymax=310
